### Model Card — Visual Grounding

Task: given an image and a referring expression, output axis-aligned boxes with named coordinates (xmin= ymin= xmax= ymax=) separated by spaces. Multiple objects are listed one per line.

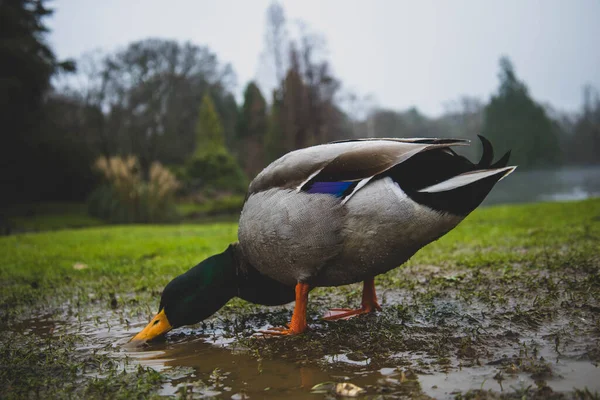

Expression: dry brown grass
xmin=91 ymin=156 xmax=180 ymax=222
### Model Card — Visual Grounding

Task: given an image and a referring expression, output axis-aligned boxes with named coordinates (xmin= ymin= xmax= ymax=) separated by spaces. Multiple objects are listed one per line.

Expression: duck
xmin=131 ymin=136 xmax=515 ymax=341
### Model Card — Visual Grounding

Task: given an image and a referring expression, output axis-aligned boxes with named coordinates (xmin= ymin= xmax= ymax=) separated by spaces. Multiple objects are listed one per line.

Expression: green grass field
xmin=1 ymin=198 xmax=244 ymax=235
xmin=2 ymin=202 xmax=104 ymax=234
xmin=1 ymin=199 xmax=599 ymax=398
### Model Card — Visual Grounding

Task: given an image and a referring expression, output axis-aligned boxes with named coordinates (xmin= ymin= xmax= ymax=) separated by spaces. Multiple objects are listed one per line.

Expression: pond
xmin=483 ymin=165 xmax=600 ymax=206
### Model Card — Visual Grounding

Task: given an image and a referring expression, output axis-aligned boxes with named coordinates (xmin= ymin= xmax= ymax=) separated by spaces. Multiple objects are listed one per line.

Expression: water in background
xmin=483 ymin=165 xmax=600 ymax=206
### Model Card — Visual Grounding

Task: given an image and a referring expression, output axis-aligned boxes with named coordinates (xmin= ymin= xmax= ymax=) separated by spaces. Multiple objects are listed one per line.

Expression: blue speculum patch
xmin=305 ymin=181 xmax=354 ymax=197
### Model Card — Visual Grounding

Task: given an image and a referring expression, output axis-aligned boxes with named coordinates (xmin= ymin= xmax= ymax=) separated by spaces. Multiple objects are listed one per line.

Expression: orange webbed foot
xmin=259 ymin=325 xmax=305 ymax=336
xmin=323 ymin=278 xmax=382 ymax=321
xmin=322 ymin=303 xmax=381 ymax=321
xmin=260 ymin=282 xmax=310 ymax=336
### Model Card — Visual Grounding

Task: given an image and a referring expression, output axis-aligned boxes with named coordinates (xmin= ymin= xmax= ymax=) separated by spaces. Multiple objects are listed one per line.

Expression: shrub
xmin=88 ymin=156 xmax=180 ymax=223
xmin=185 ymin=149 xmax=247 ymax=193
xmin=177 ymin=194 xmax=245 ymax=218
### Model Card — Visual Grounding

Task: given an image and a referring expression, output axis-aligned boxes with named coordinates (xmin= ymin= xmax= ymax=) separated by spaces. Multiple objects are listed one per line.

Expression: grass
xmin=1 ymin=332 xmax=162 ymax=399
xmin=1 ymin=198 xmax=599 ymax=398
xmin=0 ymin=222 xmax=238 ymax=318
xmin=175 ymin=195 xmax=245 ymax=218
xmin=1 ymin=198 xmax=243 ymax=234
xmin=1 ymin=202 xmax=105 ymax=234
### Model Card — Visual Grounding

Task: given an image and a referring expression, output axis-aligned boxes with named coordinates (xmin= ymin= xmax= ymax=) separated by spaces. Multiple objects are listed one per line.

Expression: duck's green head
xmin=130 ymin=243 xmax=295 ymax=343
xmin=130 ymin=245 xmax=239 ymax=343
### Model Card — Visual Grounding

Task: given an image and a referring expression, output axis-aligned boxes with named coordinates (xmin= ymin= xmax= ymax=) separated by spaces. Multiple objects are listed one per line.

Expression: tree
xmin=237 ymin=82 xmax=268 ymax=178
xmin=195 ymin=94 xmax=225 ymax=154
xmin=264 ymin=1 xmax=288 ymax=90
xmin=0 ymin=0 xmax=75 ymax=203
xmin=339 ymin=91 xmax=377 ymax=138
xmin=259 ymin=2 xmax=349 ymax=157
xmin=438 ymin=96 xmax=485 ymax=159
xmin=568 ymin=85 xmax=600 ymax=165
xmin=57 ymin=39 xmax=238 ymax=172
xmin=212 ymin=91 xmax=239 ymax=151
xmin=54 ymin=51 xmax=116 ymax=158
xmin=265 ymin=90 xmax=286 ymax=162
xmin=186 ymin=95 xmax=246 ymax=192
xmin=282 ymin=47 xmax=310 ymax=150
xmin=482 ymin=57 xmax=561 ymax=169
xmin=104 ymin=39 xmax=236 ymax=170
xmin=276 ymin=31 xmax=347 ymax=152
xmin=296 ymin=26 xmax=342 ymax=144
xmin=40 ymin=93 xmax=100 ymax=200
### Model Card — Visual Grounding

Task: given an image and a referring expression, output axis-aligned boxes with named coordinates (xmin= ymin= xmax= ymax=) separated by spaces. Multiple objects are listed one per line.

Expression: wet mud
xmin=9 ymin=282 xmax=599 ymax=399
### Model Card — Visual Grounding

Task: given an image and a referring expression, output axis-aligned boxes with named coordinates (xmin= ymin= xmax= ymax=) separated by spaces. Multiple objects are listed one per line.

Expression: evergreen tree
xmin=194 ymin=94 xmax=225 ymax=154
xmin=187 ymin=94 xmax=246 ymax=192
xmin=211 ymin=91 xmax=239 ymax=152
xmin=0 ymin=0 xmax=75 ymax=203
xmin=482 ymin=57 xmax=561 ymax=169
xmin=239 ymin=83 xmax=268 ymax=141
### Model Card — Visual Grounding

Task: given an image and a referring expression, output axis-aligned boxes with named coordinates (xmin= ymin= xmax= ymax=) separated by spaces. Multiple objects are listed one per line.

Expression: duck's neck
xmin=229 ymin=243 xmax=296 ymax=306
xmin=191 ymin=244 xmax=295 ymax=307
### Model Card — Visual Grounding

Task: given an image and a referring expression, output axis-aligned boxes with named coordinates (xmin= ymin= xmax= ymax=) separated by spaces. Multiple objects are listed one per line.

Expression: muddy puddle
xmin=12 ymin=291 xmax=599 ymax=399
xmin=121 ymin=329 xmax=599 ymax=399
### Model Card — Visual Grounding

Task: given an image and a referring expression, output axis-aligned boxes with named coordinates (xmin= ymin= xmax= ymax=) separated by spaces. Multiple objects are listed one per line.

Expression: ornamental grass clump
xmin=88 ymin=156 xmax=180 ymax=223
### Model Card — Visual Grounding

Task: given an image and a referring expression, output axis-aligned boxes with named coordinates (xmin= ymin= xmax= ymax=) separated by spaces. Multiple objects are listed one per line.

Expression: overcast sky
xmin=48 ymin=0 xmax=600 ymax=116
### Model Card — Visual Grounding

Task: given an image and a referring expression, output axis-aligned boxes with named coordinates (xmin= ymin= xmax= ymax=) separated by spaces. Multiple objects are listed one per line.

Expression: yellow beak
xmin=130 ymin=309 xmax=173 ymax=342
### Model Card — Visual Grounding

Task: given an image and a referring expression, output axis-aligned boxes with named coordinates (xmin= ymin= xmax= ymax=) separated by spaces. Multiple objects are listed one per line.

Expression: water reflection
xmin=127 ymin=335 xmax=350 ymax=398
xmin=123 ymin=330 xmax=600 ymax=399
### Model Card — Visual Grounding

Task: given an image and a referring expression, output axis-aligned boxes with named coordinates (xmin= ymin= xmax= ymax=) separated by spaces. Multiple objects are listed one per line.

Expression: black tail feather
xmin=409 ymin=168 xmax=512 ymax=215
xmin=491 ymin=150 xmax=512 ymax=168
xmin=476 ymin=135 xmax=494 ymax=168
xmin=384 ymin=135 xmax=513 ymax=216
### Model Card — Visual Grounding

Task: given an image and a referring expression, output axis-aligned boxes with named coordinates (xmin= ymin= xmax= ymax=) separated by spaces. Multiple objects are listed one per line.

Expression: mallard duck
xmin=131 ymin=136 xmax=514 ymax=341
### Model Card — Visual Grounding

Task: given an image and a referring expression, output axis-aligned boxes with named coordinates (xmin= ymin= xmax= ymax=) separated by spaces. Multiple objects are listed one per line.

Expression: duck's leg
xmin=323 ymin=278 xmax=381 ymax=320
xmin=260 ymin=282 xmax=310 ymax=335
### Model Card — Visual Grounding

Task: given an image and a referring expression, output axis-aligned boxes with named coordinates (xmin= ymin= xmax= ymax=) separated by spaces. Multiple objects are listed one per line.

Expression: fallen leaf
xmin=335 ymin=382 xmax=366 ymax=397
xmin=311 ymin=382 xmax=366 ymax=397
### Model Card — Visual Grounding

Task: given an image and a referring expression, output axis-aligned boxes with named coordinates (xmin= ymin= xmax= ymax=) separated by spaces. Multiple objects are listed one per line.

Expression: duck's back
xmin=238 ymin=138 xmax=514 ymax=288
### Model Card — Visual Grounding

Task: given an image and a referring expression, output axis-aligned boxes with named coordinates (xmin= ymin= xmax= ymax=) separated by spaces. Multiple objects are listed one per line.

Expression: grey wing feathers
xmin=248 ymin=138 xmax=470 ymax=195
xmin=238 ymin=189 xmax=346 ymax=286
xmin=329 ymin=137 xmax=470 ymax=145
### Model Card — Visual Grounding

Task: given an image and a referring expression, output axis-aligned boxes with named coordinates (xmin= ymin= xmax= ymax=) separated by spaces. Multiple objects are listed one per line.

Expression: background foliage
xmin=1 ymin=0 xmax=599 ymax=214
